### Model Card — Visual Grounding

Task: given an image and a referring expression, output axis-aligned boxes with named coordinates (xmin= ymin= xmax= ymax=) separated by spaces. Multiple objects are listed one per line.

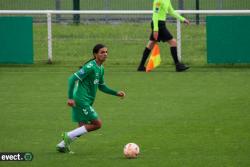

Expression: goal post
xmin=0 ymin=10 xmax=250 ymax=64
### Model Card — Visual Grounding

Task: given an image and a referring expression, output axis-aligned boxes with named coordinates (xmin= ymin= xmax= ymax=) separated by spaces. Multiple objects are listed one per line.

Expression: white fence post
xmin=47 ymin=12 xmax=52 ymax=64
xmin=177 ymin=19 xmax=181 ymax=62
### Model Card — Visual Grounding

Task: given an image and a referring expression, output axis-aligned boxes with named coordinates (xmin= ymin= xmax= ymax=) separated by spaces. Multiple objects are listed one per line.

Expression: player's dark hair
xmin=93 ymin=43 xmax=106 ymax=55
xmin=79 ymin=44 xmax=106 ymax=69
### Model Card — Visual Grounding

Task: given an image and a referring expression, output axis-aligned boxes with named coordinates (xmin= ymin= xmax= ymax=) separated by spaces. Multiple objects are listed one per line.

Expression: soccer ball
xmin=123 ymin=143 xmax=140 ymax=158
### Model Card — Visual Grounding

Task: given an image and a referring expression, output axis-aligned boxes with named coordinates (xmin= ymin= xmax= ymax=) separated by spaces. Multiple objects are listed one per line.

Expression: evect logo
xmin=0 ymin=152 xmax=33 ymax=161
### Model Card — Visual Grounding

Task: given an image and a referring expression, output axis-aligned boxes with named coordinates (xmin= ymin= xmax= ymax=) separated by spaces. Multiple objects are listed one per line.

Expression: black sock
xmin=170 ymin=47 xmax=180 ymax=65
xmin=138 ymin=47 xmax=151 ymax=68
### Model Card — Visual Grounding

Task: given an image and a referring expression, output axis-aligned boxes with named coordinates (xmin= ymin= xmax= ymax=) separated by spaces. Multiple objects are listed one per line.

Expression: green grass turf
xmin=0 ymin=64 xmax=250 ymax=166
xmin=1 ymin=23 xmax=250 ymax=166
xmin=32 ymin=23 xmax=206 ymax=66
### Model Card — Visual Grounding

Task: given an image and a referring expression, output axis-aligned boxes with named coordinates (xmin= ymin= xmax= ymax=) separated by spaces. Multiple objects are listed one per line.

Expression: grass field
xmin=32 ymin=23 xmax=206 ymax=65
xmin=1 ymin=23 xmax=250 ymax=166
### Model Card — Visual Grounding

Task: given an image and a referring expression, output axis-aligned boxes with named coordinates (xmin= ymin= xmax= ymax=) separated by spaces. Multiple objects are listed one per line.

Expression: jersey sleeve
xmin=152 ymin=0 xmax=161 ymax=31
xmin=68 ymin=74 xmax=78 ymax=99
xmin=168 ymin=1 xmax=185 ymax=22
xmin=74 ymin=63 xmax=93 ymax=81
xmin=68 ymin=63 xmax=93 ymax=99
xmin=98 ymin=67 xmax=118 ymax=96
xmin=98 ymin=84 xmax=118 ymax=96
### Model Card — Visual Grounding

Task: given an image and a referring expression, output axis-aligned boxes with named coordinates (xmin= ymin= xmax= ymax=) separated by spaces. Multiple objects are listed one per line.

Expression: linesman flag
xmin=146 ymin=44 xmax=161 ymax=72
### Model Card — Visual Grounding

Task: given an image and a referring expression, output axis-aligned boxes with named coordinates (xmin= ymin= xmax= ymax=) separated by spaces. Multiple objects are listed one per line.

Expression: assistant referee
xmin=137 ymin=0 xmax=190 ymax=72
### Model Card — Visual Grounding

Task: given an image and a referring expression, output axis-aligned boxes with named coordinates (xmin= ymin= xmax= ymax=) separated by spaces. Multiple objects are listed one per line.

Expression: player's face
xmin=95 ymin=47 xmax=108 ymax=63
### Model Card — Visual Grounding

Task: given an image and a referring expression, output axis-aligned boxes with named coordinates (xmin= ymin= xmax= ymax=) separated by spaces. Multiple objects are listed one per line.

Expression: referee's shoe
xmin=176 ymin=63 xmax=189 ymax=72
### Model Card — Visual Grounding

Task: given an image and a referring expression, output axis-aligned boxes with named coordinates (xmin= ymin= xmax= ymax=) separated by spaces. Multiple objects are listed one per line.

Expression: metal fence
xmin=0 ymin=0 xmax=249 ymax=24
xmin=0 ymin=0 xmax=249 ymax=10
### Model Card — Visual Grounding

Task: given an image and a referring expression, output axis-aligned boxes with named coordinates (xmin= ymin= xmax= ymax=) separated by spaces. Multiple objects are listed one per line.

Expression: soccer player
xmin=137 ymin=0 xmax=190 ymax=72
xmin=56 ymin=44 xmax=126 ymax=153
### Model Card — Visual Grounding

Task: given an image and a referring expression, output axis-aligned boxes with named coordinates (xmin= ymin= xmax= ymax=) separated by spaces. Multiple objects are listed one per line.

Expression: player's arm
xmin=67 ymin=66 xmax=91 ymax=106
xmin=168 ymin=2 xmax=187 ymax=23
xmin=98 ymin=73 xmax=117 ymax=96
xmin=67 ymin=74 xmax=78 ymax=106
xmin=98 ymin=70 xmax=125 ymax=98
xmin=99 ymin=83 xmax=117 ymax=95
xmin=152 ymin=0 xmax=161 ymax=32
xmin=152 ymin=0 xmax=161 ymax=40
xmin=99 ymin=83 xmax=126 ymax=98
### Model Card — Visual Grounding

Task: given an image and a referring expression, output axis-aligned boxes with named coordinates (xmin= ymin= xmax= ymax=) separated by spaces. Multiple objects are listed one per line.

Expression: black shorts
xmin=149 ymin=21 xmax=173 ymax=42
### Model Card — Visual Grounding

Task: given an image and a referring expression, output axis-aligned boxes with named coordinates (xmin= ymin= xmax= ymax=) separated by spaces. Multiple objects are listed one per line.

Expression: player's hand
xmin=67 ymin=99 xmax=75 ymax=107
xmin=184 ymin=19 xmax=190 ymax=25
xmin=117 ymin=91 xmax=126 ymax=99
xmin=153 ymin=31 xmax=158 ymax=41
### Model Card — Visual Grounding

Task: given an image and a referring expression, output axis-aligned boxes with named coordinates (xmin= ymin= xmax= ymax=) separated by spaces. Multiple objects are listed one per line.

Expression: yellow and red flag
xmin=146 ymin=44 xmax=161 ymax=72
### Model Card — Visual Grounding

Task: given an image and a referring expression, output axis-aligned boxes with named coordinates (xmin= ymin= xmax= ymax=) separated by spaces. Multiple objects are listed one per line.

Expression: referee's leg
xmin=167 ymin=38 xmax=190 ymax=72
xmin=137 ymin=40 xmax=157 ymax=71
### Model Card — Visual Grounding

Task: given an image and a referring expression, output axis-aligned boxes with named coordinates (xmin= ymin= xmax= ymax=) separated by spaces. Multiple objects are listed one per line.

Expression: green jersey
xmin=68 ymin=60 xmax=117 ymax=106
xmin=152 ymin=0 xmax=185 ymax=31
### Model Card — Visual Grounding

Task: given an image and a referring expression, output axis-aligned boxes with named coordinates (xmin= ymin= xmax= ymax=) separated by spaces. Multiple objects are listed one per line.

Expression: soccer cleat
xmin=62 ymin=132 xmax=72 ymax=153
xmin=56 ymin=145 xmax=70 ymax=153
xmin=137 ymin=66 xmax=146 ymax=72
xmin=176 ymin=63 xmax=190 ymax=72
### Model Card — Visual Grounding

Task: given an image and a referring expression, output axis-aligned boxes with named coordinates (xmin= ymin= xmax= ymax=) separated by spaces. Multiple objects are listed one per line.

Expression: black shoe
xmin=176 ymin=63 xmax=189 ymax=72
xmin=137 ymin=66 xmax=146 ymax=72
